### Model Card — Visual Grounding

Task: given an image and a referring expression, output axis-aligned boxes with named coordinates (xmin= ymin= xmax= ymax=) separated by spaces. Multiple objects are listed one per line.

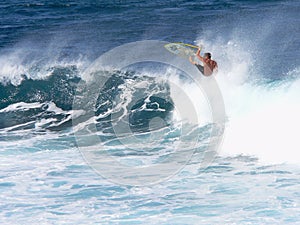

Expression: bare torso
xmin=189 ymin=48 xmax=218 ymax=76
xmin=203 ymin=58 xmax=218 ymax=76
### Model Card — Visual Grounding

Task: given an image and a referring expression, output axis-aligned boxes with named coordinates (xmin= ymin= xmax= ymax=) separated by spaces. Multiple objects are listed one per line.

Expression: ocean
xmin=0 ymin=0 xmax=299 ymax=224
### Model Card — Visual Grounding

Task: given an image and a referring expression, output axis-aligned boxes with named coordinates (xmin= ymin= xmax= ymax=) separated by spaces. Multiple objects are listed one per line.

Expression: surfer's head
xmin=204 ymin=52 xmax=211 ymax=59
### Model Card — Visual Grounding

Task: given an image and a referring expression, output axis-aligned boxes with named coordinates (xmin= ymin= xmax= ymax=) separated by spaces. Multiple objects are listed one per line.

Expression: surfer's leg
xmin=195 ymin=64 xmax=204 ymax=75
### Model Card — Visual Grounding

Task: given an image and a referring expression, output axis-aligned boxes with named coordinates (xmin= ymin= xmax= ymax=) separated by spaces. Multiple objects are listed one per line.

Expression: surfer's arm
xmin=214 ymin=66 xmax=218 ymax=73
xmin=213 ymin=62 xmax=218 ymax=73
xmin=195 ymin=48 xmax=204 ymax=62
xmin=189 ymin=56 xmax=196 ymax=65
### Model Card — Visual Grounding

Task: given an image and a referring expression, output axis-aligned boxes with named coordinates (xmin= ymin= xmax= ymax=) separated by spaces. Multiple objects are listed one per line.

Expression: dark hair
xmin=204 ymin=52 xmax=211 ymax=59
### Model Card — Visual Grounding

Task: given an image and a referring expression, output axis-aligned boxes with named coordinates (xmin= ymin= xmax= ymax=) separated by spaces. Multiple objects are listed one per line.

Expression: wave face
xmin=0 ymin=68 xmax=175 ymax=134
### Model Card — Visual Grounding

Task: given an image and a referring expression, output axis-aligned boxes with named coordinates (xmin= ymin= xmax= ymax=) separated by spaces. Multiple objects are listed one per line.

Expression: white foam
xmin=0 ymin=102 xmax=44 ymax=112
xmin=224 ymin=75 xmax=300 ymax=164
xmin=0 ymin=101 xmax=86 ymax=133
xmin=194 ymin=37 xmax=300 ymax=164
xmin=0 ymin=45 xmax=89 ymax=86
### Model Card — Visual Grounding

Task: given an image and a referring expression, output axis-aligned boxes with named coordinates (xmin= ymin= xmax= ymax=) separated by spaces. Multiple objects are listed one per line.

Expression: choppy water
xmin=0 ymin=0 xmax=299 ymax=224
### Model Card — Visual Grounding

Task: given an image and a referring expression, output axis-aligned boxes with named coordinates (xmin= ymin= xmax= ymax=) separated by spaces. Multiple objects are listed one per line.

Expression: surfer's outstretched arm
xmin=189 ymin=56 xmax=196 ymax=65
xmin=196 ymin=48 xmax=204 ymax=62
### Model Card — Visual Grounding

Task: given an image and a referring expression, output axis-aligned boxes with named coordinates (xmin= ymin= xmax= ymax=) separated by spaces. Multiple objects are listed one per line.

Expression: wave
xmin=1 ymin=15 xmax=299 ymax=164
xmin=0 ymin=68 xmax=176 ymax=135
xmin=194 ymin=31 xmax=300 ymax=164
xmin=219 ymin=71 xmax=300 ymax=164
xmin=1 ymin=44 xmax=299 ymax=164
xmin=1 ymin=63 xmax=299 ymax=165
xmin=0 ymin=67 xmax=80 ymax=110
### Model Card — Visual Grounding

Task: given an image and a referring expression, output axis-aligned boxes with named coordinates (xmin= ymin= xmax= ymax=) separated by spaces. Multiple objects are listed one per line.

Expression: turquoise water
xmin=0 ymin=0 xmax=299 ymax=224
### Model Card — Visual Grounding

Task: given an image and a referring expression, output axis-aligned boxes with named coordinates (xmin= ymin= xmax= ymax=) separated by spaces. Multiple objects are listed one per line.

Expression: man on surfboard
xmin=189 ymin=48 xmax=218 ymax=76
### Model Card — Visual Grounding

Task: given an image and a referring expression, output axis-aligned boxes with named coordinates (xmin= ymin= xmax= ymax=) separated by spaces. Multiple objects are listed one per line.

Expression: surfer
xmin=189 ymin=48 xmax=218 ymax=76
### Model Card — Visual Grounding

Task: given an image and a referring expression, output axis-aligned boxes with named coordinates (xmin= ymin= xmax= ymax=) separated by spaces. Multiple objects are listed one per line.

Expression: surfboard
xmin=164 ymin=42 xmax=201 ymax=59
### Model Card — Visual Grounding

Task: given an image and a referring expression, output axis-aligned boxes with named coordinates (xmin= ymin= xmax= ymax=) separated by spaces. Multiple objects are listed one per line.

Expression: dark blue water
xmin=1 ymin=0 xmax=299 ymax=71
xmin=0 ymin=1 xmax=299 ymax=224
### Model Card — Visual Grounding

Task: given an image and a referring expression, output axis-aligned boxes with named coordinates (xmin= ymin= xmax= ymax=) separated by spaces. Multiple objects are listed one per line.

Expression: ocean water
xmin=0 ymin=0 xmax=300 ymax=224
